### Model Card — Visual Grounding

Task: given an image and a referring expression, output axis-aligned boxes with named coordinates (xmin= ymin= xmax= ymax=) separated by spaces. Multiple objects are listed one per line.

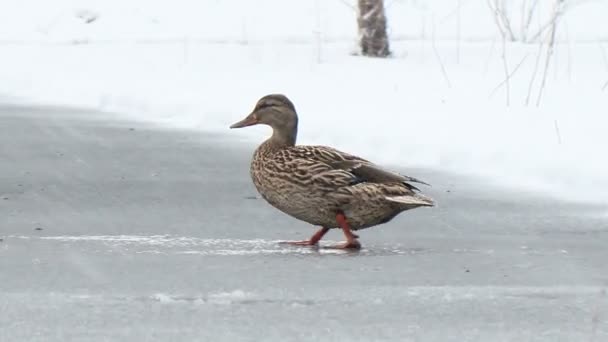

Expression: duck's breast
xmin=249 ymin=155 xmax=338 ymax=226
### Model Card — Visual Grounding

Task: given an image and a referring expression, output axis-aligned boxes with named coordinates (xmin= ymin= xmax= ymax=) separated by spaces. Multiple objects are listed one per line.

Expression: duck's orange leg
xmin=330 ymin=212 xmax=361 ymax=250
xmin=280 ymin=227 xmax=329 ymax=246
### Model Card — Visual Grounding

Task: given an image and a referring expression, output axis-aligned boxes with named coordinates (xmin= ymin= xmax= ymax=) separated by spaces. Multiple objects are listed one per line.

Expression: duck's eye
xmin=256 ymin=101 xmax=275 ymax=110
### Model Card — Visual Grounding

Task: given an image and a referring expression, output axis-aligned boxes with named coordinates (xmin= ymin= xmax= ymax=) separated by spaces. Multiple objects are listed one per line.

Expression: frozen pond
xmin=1 ymin=105 xmax=607 ymax=341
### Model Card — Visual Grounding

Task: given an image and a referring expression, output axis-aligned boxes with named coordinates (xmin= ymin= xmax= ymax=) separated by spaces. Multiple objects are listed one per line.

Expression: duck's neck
xmin=268 ymin=123 xmax=298 ymax=148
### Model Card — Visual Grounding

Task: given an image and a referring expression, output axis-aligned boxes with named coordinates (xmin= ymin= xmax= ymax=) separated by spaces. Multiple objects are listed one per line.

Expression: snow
xmin=1 ymin=0 xmax=608 ymax=203
xmin=2 ymin=0 xmax=608 ymax=43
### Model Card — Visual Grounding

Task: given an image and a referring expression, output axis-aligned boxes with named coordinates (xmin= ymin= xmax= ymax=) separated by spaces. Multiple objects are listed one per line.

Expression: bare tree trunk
xmin=357 ymin=0 xmax=390 ymax=57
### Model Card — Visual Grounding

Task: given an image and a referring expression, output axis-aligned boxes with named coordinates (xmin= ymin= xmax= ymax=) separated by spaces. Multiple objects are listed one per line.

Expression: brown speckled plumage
xmin=230 ymin=94 xmax=434 ymax=246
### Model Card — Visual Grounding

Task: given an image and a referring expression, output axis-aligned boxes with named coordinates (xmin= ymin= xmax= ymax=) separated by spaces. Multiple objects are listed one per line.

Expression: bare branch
xmin=439 ymin=0 xmax=469 ymax=24
xmin=565 ymin=19 xmax=572 ymax=82
xmin=490 ymin=53 xmax=529 ymax=98
xmin=522 ymin=0 xmax=539 ymax=42
xmin=497 ymin=0 xmax=517 ymax=41
xmin=339 ymin=0 xmax=356 ymax=11
xmin=520 ymin=0 xmax=528 ymax=39
xmin=554 ymin=119 xmax=562 ymax=144
xmin=483 ymin=38 xmax=497 ymax=76
xmin=599 ymin=42 xmax=608 ymax=71
xmin=528 ymin=0 xmax=572 ymax=43
xmin=432 ymin=15 xmax=452 ymax=88
xmin=500 ymin=33 xmax=510 ymax=106
xmin=487 ymin=0 xmax=517 ymax=105
xmin=456 ymin=0 xmax=461 ymax=64
xmin=385 ymin=0 xmax=400 ymax=10
xmin=602 ymin=80 xmax=608 ymax=91
xmin=487 ymin=0 xmax=507 ymax=39
xmin=536 ymin=0 xmax=562 ymax=107
xmin=487 ymin=0 xmax=516 ymax=41
xmin=526 ymin=39 xmax=544 ymax=106
xmin=314 ymin=0 xmax=323 ymax=64
xmin=528 ymin=19 xmax=555 ymax=43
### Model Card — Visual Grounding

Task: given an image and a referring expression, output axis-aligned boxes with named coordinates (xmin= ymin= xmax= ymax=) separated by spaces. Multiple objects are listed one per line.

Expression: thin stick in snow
xmin=487 ymin=0 xmax=516 ymax=41
xmin=339 ymin=0 xmax=356 ymax=11
xmin=553 ymin=31 xmax=559 ymax=81
xmin=527 ymin=0 xmax=572 ymax=44
xmin=439 ymin=0 xmax=470 ymax=24
xmin=314 ymin=0 xmax=322 ymax=64
xmin=565 ymin=20 xmax=572 ymax=82
xmin=602 ymin=80 xmax=608 ymax=91
xmin=527 ymin=8 xmax=566 ymax=44
xmin=599 ymin=42 xmax=608 ymax=71
xmin=182 ymin=36 xmax=189 ymax=65
xmin=525 ymin=14 xmax=544 ymax=106
xmin=483 ymin=38 xmax=497 ymax=76
xmin=536 ymin=0 xmax=561 ymax=107
xmin=420 ymin=14 xmax=426 ymax=62
xmin=456 ymin=0 xmax=461 ymax=64
xmin=554 ymin=119 xmax=562 ymax=145
xmin=487 ymin=0 xmax=515 ymax=41
xmin=497 ymin=0 xmax=517 ymax=41
xmin=314 ymin=30 xmax=322 ymax=63
xmin=520 ymin=0 xmax=527 ymax=38
xmin=490 ymin=53 xmax=529 ymax=98
xmin=487 ymin=0 xmax=507 ymax=40
xmin=523 ymin=0 xmax=539 ymax=42
xmin=432 ymin=15 xmax=452 ymax=88
xmin=528 ymin=22 xmax=552 ymax=43
xmin=500 ymin=33 xmax=510 ymax=106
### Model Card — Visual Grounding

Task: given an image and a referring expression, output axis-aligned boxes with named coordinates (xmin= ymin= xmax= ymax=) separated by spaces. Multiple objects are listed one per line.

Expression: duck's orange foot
xmin=279 ymin=227 xmax=329 ymax=247
xmin=325 ymin=240 xmax=362 ymax=250
xmin=279 ymin=240 xmax=319 ymax=246
xmin=330 ymin=212 xmax=362 ymax=250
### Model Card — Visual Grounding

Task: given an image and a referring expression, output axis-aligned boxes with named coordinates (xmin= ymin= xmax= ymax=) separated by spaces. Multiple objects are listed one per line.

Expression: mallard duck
xmin=230 ymin=94 xmax=434 ymax=249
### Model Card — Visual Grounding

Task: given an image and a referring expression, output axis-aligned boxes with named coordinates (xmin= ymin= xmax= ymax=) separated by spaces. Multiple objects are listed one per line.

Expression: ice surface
xmin=1 ymin=104 xmax=607 ymax=341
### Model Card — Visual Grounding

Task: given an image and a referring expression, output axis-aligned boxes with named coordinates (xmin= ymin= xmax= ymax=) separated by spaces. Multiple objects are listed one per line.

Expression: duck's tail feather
xmin=403 ymin=175 xmax=431 ymax=187
xmin=385 ymin=194 xmax=435 ymax=207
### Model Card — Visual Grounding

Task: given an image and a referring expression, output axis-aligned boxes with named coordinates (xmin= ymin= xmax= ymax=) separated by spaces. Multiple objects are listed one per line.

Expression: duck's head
xmin=230 ymin=94 xmax=299 ymax=145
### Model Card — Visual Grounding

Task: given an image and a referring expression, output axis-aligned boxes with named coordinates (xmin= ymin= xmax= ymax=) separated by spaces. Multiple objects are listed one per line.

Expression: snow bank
xmin=0 ymin=1 xmax=607 ymax=203
xmin=2 ymin=0 xmax=608 ymax=43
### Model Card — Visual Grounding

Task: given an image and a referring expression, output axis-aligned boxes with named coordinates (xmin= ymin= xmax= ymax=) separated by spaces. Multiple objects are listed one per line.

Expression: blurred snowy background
xmin=1 ymin=0 xmax=607 ymax=203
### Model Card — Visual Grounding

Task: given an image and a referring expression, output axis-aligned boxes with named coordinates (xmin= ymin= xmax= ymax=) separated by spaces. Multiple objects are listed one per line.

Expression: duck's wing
xmin=271 ymin=153 xmax=358 ymax=191
xmin=287 ymin=145 xmax=430 ymax=191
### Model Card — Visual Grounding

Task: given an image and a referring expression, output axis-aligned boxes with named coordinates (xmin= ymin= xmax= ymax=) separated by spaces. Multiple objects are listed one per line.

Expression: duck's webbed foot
xmin=326 ymin=239 xmax=362 ymax=250
xmin=279 ymin=227 xmax=329 ymax=246
xmin=281 ymin=240 xmax=317 ymax=246
xmin=325 ymin=212 xmax=362 ymax=250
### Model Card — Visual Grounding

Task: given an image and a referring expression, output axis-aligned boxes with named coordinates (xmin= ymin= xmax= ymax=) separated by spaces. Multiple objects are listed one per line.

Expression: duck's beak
xmin=230 ymin=113 xmax=258 ymax=129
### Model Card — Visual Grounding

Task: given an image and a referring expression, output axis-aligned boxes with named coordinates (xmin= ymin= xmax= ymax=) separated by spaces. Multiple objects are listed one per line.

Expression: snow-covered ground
xmin=3 ymin=0 xmax=608 ymax=43
xmin=1 ymin=0 xmax=607 ymax=203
